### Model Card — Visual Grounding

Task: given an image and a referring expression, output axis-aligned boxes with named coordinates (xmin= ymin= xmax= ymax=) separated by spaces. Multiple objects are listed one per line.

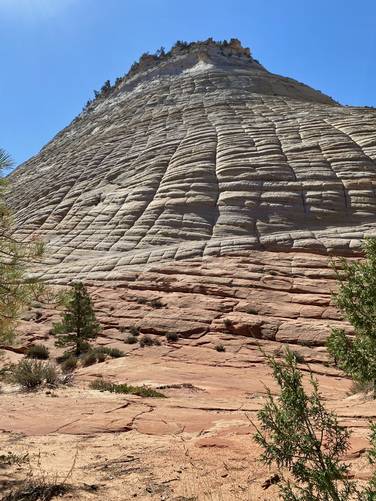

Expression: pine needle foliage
xmin=254 ymin=350 xmax=358 ymax=500
xmin=0 ymin=148 xmax=44 ymax=343
xmin=52 ymin=282 xmax=101 ymax=355
xmin=327 ymin=239 xmax=376 ymax=396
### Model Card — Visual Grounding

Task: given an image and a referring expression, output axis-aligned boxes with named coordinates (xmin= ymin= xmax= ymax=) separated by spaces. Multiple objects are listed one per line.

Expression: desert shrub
xmin=153 ymin=337 xmax=161 ymax=346
xmin=105 ymin=347 xmax=124 ymax=358
xmin=0 ymin=451 xmax=29 ymax=467
xmin=129 ymin=326 xmax=140 ymax=336
xmin=166 ymin=332 xmax=179 ymax=342
xmin=94 ymin=346 xmax=124 ymax=358
xmin=223 ymin=318 xmax=232 ymax=330
xmin=96 ymin=351 xmax=106 ymax=363
xmin=215 ymin=343 xmax=225 ymax=352
xmin=327 ymin=239 xmax=376 ymax=396
xmin=348 ymin=379 xmax=375 ymax=396
xmin=26 ymin=344 xmax=49 ymax=360
xmin=255 ymin=349 xmax=359 ymax=500
xmin=149 ymin=298 xmax=163 ymax=308
xmin=135 ymin=297 xmax=147 ymax=305
xmin=125 ymin=335 xmax=138 ymax=344
xmin=0 ymin=364 xmax=14 ymax=382
xmin=3 ymin=479 xmax=69 ymax=501
xmin=11 ymin=360 xmax=59 ymax=390
xmin=56 ymin=351 xmax=73 ymax=364
xmin=90 ymin=378 xmax=165 ymax=398
xmin=61 ymin=356 xmax=77 ymax=373
xmin=139 ymin=335 xmax=154 ymax=347
xmin=81 ymin=351 xmax=97 ymax=367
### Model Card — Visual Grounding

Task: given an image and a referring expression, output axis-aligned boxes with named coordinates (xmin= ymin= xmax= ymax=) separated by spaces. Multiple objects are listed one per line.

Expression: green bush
xmin=52 ymin=282 xmax=101 ymax=356
xmin=61 ymin=356 xmax=77 ymax=373
xmin=26 ymin=344 xmax=49 ymax=360
xmin=327 ymin=239 xmax=376 ymax=396
xmin=139 ymin=335 xmax=155 ymax=347
xmin=125 ymin=335 xmax=138 ymax=344
xmin=11 ymin=360 xmax=59 ymax=390
xmin=81 ymin=351 xmax=97 ymax=367
xmin=166 ymin=332 xmax=179 ymax=342
xmin=90 ymin=378 xmax=165 ymax=398
xmin=129 ymin=326 xmax=140 ymax=336
xmin=94 ymin=346 xmax=125 ymax=358
xmin=255 ymin=350 xmax=361 ymax=500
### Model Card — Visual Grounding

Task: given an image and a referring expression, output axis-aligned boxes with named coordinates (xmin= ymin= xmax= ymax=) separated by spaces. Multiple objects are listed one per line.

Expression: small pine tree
xmin=254 ymin=350 xmax=358 ymax=500
xmin=327 ymin=239 xmax=376 ymax=396
xmin=52 ymin=282 xmax=101 ymax=356
xmin=0 ymin=149 xmax=44 ymax=343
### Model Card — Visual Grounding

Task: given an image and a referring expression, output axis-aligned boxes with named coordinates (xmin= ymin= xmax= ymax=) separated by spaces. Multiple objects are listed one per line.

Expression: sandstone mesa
xmin=2 ymin=39 xmax=376 ymax=500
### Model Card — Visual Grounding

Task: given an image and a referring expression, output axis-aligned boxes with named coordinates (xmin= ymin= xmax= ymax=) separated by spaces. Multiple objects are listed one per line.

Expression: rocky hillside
xmin=8 ymin=39 xmax=376 ymax=282
xmin=2 ymin=40 xmax=376 ymax=500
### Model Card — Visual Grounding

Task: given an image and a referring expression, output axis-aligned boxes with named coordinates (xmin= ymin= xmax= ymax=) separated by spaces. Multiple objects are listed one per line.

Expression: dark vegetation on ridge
xmin=83 ymin=38 xmax=255 ymax=110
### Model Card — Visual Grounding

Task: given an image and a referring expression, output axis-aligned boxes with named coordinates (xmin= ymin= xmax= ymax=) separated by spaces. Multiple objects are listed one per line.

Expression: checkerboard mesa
xmin=7 ymin=39 xmax=376 ymax=282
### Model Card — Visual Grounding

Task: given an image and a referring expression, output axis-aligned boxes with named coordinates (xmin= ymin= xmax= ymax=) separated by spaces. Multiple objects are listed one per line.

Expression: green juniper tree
xmin=52 ymin=282 xmax=101 ymax=356
xmin=327 ymin=239 xmax=376 ymax=396
xmin=254 ymin=350 xmax=376 ymax=500
xmin=0 ymin=148 xmax=44 ymax=343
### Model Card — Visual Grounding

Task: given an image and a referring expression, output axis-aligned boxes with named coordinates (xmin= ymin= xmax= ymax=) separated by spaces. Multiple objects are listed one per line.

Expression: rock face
xmin=4 ymin=43 xmax=376 ymax=498
xmin=8 ymin=39 xmax=376 ymax=281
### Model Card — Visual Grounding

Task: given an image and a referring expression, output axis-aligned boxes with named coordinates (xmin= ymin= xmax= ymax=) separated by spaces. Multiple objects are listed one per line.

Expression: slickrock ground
xmin=3 ymin=39 xmax=376 ymax=499
xmin=1 ymin=252 xmax=375 ymax=500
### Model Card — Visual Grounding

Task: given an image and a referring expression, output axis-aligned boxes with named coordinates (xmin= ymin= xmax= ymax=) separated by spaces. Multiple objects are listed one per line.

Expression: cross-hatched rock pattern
xmin=8 ymin=39 xmax=376 ymax=280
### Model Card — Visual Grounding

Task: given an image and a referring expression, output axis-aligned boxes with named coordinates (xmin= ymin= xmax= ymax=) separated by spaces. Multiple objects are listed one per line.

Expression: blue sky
xmin=1 ymin=0 xmax=375 ymax=166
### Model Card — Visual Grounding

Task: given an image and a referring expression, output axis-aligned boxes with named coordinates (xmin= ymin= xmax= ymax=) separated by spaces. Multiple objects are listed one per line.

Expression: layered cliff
xmin=8 ymin=39 xmax=376 ymax=281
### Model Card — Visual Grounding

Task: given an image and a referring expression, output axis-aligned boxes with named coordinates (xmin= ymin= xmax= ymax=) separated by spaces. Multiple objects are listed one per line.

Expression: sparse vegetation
xmin=139 ymin=334 xmax=157 ymax=347
xmin=96 ymin=351 xmax=106 ymax=363
xmin=89 ymin=378 xmax=166 ymax=398
xmin=327 ymin=239 xmax=376 ymax=396
xmin=135 ymin=297 xmax=147 ymax=305
xmin=166 ymin=332 xmax=179 ymax=342
xmin=289 ymin=349 xmax=305 ymax=363
xmin=57 ymin=345 xmax=124 ymax=370
xmin=215 ymin=343 xmax=226 ymax=352
xmin=52 ymin=282 xmax=101 ymax=356
xmin=11 ymin=360 xmax=59 ymax=391
xmin=0 ymin=451 xmax=29 ymax=468
xmin=26 ymin=344 xmax=49 ymax=360
xmin=149 ymin=298 xmax=163 ymax=308
xmin=93 ymin=346 xmax=124 ymax=358
xmin=60 ymin=355 xmax=77 ymax=373
xmin=81 ymin=351 xmax=97 ymax=367
xmin=2 ymin=479 xmax=70 ymax=501
xmin=254 ymin=349 xmax=376 ymax=500
xmin=129 ymin=326 xmax=140 ymax=336
xmin=223 ymin=318 xmax=233 ymax=330
xmin=0 ymin=148 xmax=44 ymax=344
xmin=125 ymin=335 xmax=138 ymax=344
